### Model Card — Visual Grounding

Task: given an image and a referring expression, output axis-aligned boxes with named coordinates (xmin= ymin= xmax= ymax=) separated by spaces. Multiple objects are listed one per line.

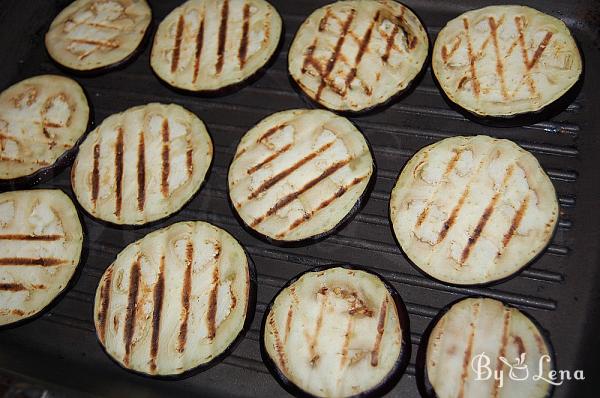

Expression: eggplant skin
xmin=390 ymin=135 xmax=559 ymax=286
xmin=288 ymin=0 xmax=428 ymax=113
xmin=45 ymin=0 xmax=152 ymax=72
xmin=93 ymin=221 xmax=255 ymax=378
xmin=432 ymin=5 xmax=582 ymax=119
xmin=261 ymin=264 xmax=411 ymax=398
xmin=416 ymin=296 xmax=556 ymax=398
xmin=0 ymin=189 xmax=84 ymax=327
xmin=0 ymin=75 xmax=90 ymax=185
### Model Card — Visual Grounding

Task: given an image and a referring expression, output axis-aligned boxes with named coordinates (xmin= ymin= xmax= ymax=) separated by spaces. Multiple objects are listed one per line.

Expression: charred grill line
xmin=258 ymin=124 xmax=284 ymax=143
xmin=71 ymin=38 xmax=119 ymax=49
xmin=344 ymin=11 xmax=380 ymax=95
xmin=457 ymin=302 xmax=479 ymax=398
xmin=441 ymin=36 xmax=462 ymax=63
xmin=463 ymin=18 xmax=481 ymax=96
xmin=501 ymin=195 xmax=530 ymax=249
xmin=0 ymin=258 xmax=66 ymax=266
xmin=488 ymin=17 xmax=509 ymax=100
xmin=97 ymin=268 xmax=113 ymax=344
xmin=308 ymin=294 xmax=327 ymax=366
xmin=206 ymin=254 xmax=221 ymax=340
xmin=215 ymin=0 xmax=230 ymax=74
xmin=268 ymin=312 xmax=288 ymax=372
xmin=492 ymin=309 xmax=512 ymax=398
xmin=0 ymin=283 xmax=27 ymax=291
xmin=150 ymin=255 xmax=165 ymax=372
xmin=193 ymin=19 xmax=205 ymax=84
xmin=177 ymin=241 xmax=193 ymax=353
xmin=251 ymin=158 xmax=353 ymax=228
xmin=339 ymin=317 xmax=353 ymax=369
xmin=370 ymin=298 xmax=387 ymax=367
xmin=161 ymin=119 xmax=170 ymax=197
xmin=171 ymin=15 xmax=185 ymax=73
xmin=186 ymin=136 xmax=194 ymax=177
xmin=284 ymin=304 xmax=293 ymax=344
xmin=123 ymin=256 xmax=142 ymax=366
xmin=0 ymin=234 xmax=62 ymax=241
xmin=91 ymin=143 xmax=100 ymax=208
xmin=300 ymin=40 xmax=319 ymax=75
xmin=114 ymin=127 xmax=124 ymax=218
xmin=437 ymin=187 xmax=470 ymax=243
xmin=247 ymin=144 xmax=292 ymax=175
xmin=137 ymin=131 xmax=146 ymax=211
xmin=238 ymin=3 xmax=251 ymax=68
xmin=381 ymin=7 xmax=405 ymax=62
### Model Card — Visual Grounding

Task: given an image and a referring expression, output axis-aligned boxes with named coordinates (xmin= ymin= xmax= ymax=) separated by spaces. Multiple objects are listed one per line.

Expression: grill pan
xmin=0 ymin=0 xmax=599 ymax=397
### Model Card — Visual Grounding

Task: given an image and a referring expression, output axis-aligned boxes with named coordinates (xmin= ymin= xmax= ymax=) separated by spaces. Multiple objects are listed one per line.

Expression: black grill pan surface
xmin=0 ymin=1 xmax=599 ymax=397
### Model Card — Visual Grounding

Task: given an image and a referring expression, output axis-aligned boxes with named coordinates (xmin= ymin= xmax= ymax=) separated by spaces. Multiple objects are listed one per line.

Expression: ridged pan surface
xmin=151 ymin=0 xmax=282 ymax=91
xmin=71 ymin=103 xmax=213 ymax=225
xmin=425 ymin=297 xmax=552 ymax=398
xmin=263 ymin=266 xmax=404 ymax=398
xmin=432 ymin=5 xmax=582 ymax=117
xmin=288 ymin=0 xmax=428 ymax=112
xmin=0 ymin=189 xmax=83 ymax=326
xmin=93 ymin=221 xmax=252 ymax=376
xmin=390 ymin=135 xmax=558 ymax=285
xmin=228 ymin=109 xmax=373 ymax=243
xmin=45 ymin=0 xmax=152 ymax=71
xmin=0 ymin=75 xmax=89 ymax=181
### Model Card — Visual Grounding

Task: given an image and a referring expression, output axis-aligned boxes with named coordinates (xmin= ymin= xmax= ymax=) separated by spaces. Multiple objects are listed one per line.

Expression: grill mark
xmin=345 ymin=11 xmax=379 ymax=91
xmin=258 ymin=124 xmax=284 ymax=143
xmin=515 ymin=17 xmax=553 ymax=71
xmin=438 ymin=186 xmax=470 ymax=244
xmin=123 ymin=257 xmax=141 ymax=366
xmin=308 ymin=295 xmax=327 ymax=366
xmin=415 ymin=207 xmax=430 ymax=228
xmin=0 ymin=283 xmax=27 ymax=292
xmin=192 ymin=19 xmax=205 ymax=84
xmin=160 ymin=119 xmax=170 ymax=197
xmin=171 ymin=15 xmax=185 ymax=73
xmin=149 ymin=256 xmax=165 ymax=372
xmin=97 ymin=268 xmax=113 ymax=344
xmin=137 ymin=131 xmax=145 ymax=212
xmin=0 ymin=234 xmax=62 ymax=241
xmin=493 ymin=309 xmax=512 ymax=398
xmin=177 ymin=241 xmax=193 ymax=353
xmin=315 ymin=10 xmax=356 ymax=101
xmin=215 ymin=0 xmax=229 ymax=74
xmin=91 ymin=143 xmax=100 ymax=208
xmin=186 ymin=137 xmax=194 ymax=177
xmin=268 ymin=312 xmax=288 ymax=372
xmin=339 ymin=317 xmax=353 ymax=369
xmin=71 ymin=38 xmax=119 ymax=48
xmin=463 ymin=18 xmax=481 ymax=97
xmin=248 ymin=143 xmax=292 ymax=175
xmin=251 ymin=158 xmax=352 ymax=228
xmin=0 ymin=258 xmax=66 ymax=266
xmin=529 ymin=31 xmax=553 ymax=69
xmin=501 ymin=196 xmax=530 ymax=249
xmin=247 ymin=140 xmax=335 ymax=200
xmin=382 ymin=8 xmax=405 ymax=62
xmin=488 ymin=17 xmax=509 ymax=100
xmin=284 ymin=304 xmax=293 ymax=343
xmin=457 ymin=303 xmax=479 ymax=398
xmin=370 ymin=298 xmax=388 ymax=367
xmin=441 ymin=36 xmax=462 ymax=63
xmin=301 ymin=40 xmax=318 ymax=75
xmin=206 ymin=259 xmax=221 ymax=340
xmin=114 ymin=127 xmax=124 ymax=218
xmin=238 ymin=3 xmax=251 ymax=68
xmin=514 ymin=335 xmax=526 ymax=357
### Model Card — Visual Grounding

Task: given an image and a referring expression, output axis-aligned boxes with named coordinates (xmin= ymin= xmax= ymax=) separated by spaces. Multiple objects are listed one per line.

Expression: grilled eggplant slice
xmin=261 ymin=265 xmax=410 ymax=398
xmin=390 ymin=135 xmax=558 ymax=285
xmin=432 ymin=5 xmax=582 ymax=119
xmin=151 ymin=0 xmax=282 ymax=92
xmin=228 ymin=109 xmax=374 ymax=244
xmin=45 ymin=0 xmax=152 ymax=72
xmin=0 ymin=75 xmax=89 ymax=184
xmin=420 ymin=297 xmax=553 ymax=398
xmin=93 ymin=221 xmax=254 ymax=377
xmin=288 ymin=0 xmax=428 ymax=113
xmin=71 ymin=103 xmax=213 ymax=225
xmin=0 ymin=190 xmax=83 ymax=326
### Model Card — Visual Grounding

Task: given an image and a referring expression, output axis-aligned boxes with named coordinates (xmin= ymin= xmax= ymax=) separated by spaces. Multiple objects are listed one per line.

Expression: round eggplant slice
xmin=45 ymin=0 xmax=152 ymax=72
xmin=151 ymin=0 xmax=282 ymax=92
xmin=228 ymin=109 xmax=374 ymax=244
xmin=0 ymin=189 xmax=83 ymax=326
xmin=390 ymin=135 xmax=558 ymax=285
xmin=93 ymin=221 xmax=254 ymax=377
xmin=432 ymin=5 xmax=582 ymax=118
xmin=288 ymin=0 xmax=428 ymax=113
xmin=422 ymin=297 xmax=553 ymax=398
xmin=0 ymin=75 xmax=89 ymax=183
xmin=71 ymin=103 xmax=213 ymax=225
xmin=262 ymin=265 xmax=410 ymax=398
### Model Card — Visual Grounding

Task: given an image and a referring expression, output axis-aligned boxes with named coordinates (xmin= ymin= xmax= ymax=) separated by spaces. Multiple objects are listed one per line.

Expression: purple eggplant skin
xmin=415 ymin=296 xmax=556 ymax=398
xmin=95 ymin=252 xmax=257 ymax=380
xmin=0 ymin=189 xmax=87 ymax=331
xmin=260 ymin=264 xmax=411 ymax=398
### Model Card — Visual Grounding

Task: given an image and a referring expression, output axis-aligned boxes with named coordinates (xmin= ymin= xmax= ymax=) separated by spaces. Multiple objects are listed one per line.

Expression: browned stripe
xmin=382 ymin=7 xmax=405 ymax=62
xmin=340 ymin=317 xmax=353 ymax=369
xmin=238 ymin=3 xmax=251 ymax=68
xmin=415 ymin=206 xmax=430 ymax=228
xmin=150 ymin=256 xmax=165 ymax=372
xmin=463 ymin=18 xmax=480 ymax=97
xmin=251 ymin=158 xmax=352 ymax=227
xmin=457 ymin=302 xmax=479 ymax=398
xmin=441 ymin=36 xmax=462 ymax=63
xmin=308 ymin=295 xmax=326 ymax=366
xmin=502 ymin=196 xmax=530 ymax=248
xmin=44 ymin=122 xmax=63 ymax=129
xmin=370 ymin=298 xmax=388 ymax=367
xmin=284 ymin=304 xmax=293 ymax=343
xmin=177 ymin=241 xmax=193 ymax=353
xmin=0 ymin=234 xmax=62 ymax=241
xmin=114 ymin=127 xmax=124 ymax=218
xmin=488 ymin=17 xmax=509 ymax=100
xmin=97 ymin=268 xmax=113 ymax=344
xmin=318 ymin=9 xmax=331 ymax=32
xmin=528 ymin=31 xmax=553 ymax=70
xmin=206 ymin=260 xmax=220 ymax=340
xmin=0 ymin=283 xmax=27 ymax=291
xmin=123 ymin=257 xmax=141 ymax=366
xmin=171 ymin=15 xmax=185 ymax=73
xmin=247 ymin=143 xmax=292 ymax=175
xmin=301 ymin=40 xmax=318 ymax=74
xmin=315 ymin=10 xmax=355 ymax=101
xmin=258 ymin=124 xmax=284 ymax=143
xmin=71 ymin=38 xmax=119 ymax=48
xmin=42 ymin=127 xmax=51 ymax=139
xmin=91 ymin=143 xmax=100 ymax=207
xmin=137 ymin=131 xmax=145 ymax=212
xmin=437 ymin=186 xmax=470 ymax=243
xmin=492 ymin=309 xmax=512 ymax=398
xmin=0 ymin=258 xmax=66 ymax=266
xmin=192 ymin=19 xmax=205 ymax=84
xmin=186 ymin=138 xmax=194 ymax=177
xmin=215 ymin=0 xmax=229 ymax=74
xmin=268 ymin=312 xmax=288 ymax=372
xmin=247 ymin=140 xmax=335 ymax=200
xmin=514 ymin=335 xmax=527 ymax=357
xmin=161 ymin=119 xmax=170 ymax=197
xmin=345 ymin=11 xmax=379 ymax=90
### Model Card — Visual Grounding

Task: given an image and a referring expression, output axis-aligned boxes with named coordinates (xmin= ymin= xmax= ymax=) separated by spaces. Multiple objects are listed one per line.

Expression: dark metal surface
xmin=0 ymin=0 xmax=599 ymax=397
